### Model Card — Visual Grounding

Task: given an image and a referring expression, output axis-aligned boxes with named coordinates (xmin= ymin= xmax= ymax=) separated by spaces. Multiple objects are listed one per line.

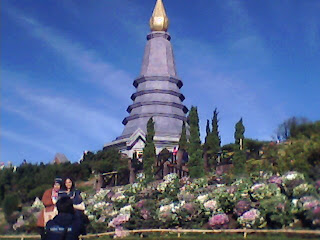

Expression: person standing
xmin=37 ymin=178 xmax=62 ymax=239
xmin=173 ymin=147 xmax=178 ymax=163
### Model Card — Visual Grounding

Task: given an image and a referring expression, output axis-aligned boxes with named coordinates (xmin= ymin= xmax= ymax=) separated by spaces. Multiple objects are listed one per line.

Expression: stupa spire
xmin=149 ymin=0 xmax=169 ymax=31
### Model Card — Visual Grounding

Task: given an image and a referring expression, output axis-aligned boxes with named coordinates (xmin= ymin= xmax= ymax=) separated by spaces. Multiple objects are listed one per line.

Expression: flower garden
xmin=8 ymin=171 xmax=320 ymax=238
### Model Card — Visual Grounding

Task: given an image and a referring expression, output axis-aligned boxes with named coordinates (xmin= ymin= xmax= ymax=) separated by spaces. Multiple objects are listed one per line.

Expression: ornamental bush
xmin=9 ymin=170 xmax=320 ymax=233
xmin=2 ymin=193 xmax=20 ymax=222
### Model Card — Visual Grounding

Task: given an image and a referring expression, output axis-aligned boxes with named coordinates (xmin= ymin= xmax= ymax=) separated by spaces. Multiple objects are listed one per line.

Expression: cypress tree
xmin=211 ymin=108 xmax=220 ymax=145
xmin=204 ymin=108 xmax=221 ymax=169
xmin=206 ymin=119 xmax=210 ymax=136
xmin=178 ymin=121 xmax=188 ymax=150
xmin=233 ymin=118 xmax=246 ymax=175
xmin=209 ymin=108 xmax=221 ymax=166
xmin=187 ymin=106 xmax=205 ymax=178
xmin=143 ymin=117 xmax=156 ymax=182
xmin=203 ymin=119 xmax=211 ymax=172
xmin=203 ymin=119 xmax=210 ymax=154
xmin=235 ymin=118 xmax=245 ymax=149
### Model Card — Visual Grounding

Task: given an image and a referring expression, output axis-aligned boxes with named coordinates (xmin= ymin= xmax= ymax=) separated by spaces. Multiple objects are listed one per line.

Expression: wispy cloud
xmin=3 ymin=77 xmax=123 ymax=143
xmin=5 ymin=6 xmax=133 ymax=100
xmin=1 ymin=70 xmax=124 ymax=162
xmin=2 ymin=129 xmax=56 ymax=155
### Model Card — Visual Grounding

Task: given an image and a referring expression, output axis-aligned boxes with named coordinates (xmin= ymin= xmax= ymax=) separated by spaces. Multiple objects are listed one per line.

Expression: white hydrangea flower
xmin=292 ymin=199 xmax=298 ymax=207
xmin=164 ymin=173 xmax=178 ymax=182
xmin=197 ymin=194 xmax=209 ymax=204
xmin=120 ymin=205 xmax=133 ymax=214
xmin=31 ymin=197 xmax=44 ymax=209
xmin=203 ymin=199 xmax=218 ymax=211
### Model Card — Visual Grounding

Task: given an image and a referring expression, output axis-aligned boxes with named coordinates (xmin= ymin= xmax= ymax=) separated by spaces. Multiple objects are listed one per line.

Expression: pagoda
xmin=104 ymin=0 xmax=188 ymax=157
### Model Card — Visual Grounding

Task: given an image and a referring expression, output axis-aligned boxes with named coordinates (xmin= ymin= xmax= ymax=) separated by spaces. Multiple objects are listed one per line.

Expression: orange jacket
xmin=37 ymin=188 xmax=55 ymax=227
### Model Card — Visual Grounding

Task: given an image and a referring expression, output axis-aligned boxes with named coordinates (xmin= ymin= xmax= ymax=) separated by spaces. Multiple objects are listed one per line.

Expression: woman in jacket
xmin=59 ymin=177 xmax=85 ymax=211
xmin=37 ymin=178 xmax=62 ymax=239
xmin=59 ymin=177 xmax=87 ymax=234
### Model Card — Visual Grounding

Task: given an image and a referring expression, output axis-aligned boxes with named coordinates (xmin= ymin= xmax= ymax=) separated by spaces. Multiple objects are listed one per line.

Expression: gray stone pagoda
xmin=104 ymin=0 xmax=188 ymax=157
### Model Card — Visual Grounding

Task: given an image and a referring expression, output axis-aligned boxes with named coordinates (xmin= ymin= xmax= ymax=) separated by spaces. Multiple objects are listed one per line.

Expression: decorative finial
xmin=149 ymin=0 xmax=169 ymax=32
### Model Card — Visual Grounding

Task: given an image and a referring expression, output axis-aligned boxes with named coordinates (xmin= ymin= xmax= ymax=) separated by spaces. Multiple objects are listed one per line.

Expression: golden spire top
xmin=149 ymin=0 xmax=169 ymax=32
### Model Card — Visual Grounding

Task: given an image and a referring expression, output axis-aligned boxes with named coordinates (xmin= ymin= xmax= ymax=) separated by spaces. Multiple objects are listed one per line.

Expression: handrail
xmin=1 ymin=229 xmax=320 ymax=239
xmin=101 ymin=171 xmax=118 ymax=176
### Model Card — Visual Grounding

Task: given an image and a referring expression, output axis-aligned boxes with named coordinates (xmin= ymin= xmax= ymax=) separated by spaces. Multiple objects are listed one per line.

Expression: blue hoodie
xmin=45 ymin=213 xmax=84 ymax=240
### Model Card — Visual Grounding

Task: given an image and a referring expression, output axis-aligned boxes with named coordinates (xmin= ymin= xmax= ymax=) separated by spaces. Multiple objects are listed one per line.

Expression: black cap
xmin=54 ymin=177 xmax=62 ymax=185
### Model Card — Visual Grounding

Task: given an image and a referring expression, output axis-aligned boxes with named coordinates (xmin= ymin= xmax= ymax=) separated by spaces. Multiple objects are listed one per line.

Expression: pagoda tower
xmin=104 ymin=0 xmax=188 ymax=157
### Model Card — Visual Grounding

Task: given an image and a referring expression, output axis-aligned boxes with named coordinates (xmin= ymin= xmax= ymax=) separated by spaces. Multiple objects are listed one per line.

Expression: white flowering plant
xmin=238 ymin=209 xmax=265 ymax=229
xmin=250 ymin=183 xmax=281 ymax=201
xmin=282 ymin=171 xmax=305 ymax=196
xmin=292 ymin=183 xmax=316 ymax=198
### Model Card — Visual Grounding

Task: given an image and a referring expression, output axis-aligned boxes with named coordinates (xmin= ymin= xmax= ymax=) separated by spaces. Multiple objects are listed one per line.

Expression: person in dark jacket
xmin=59 ymin=177 xmax=89 ymax=232
xmin=45 ymin=196 xmax=84 ymax=240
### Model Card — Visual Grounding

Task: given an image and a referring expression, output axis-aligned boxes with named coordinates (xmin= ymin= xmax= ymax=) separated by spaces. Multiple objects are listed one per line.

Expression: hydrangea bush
xmin=10 ymin=170 xmax=320 ymax=234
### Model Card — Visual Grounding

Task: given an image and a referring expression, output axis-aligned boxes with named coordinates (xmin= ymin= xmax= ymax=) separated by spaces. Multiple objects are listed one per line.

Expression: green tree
xmin=91 ymin=148 xmax=120 ymax=173
xmin=209 ymin=108 xmax=221 ymax=166
xmin=2 ymin=193 xmax=20 ymax=221
xmin=187 ymin=106 xmax=204 ymax=178
xmin=235 ymin=118 xmax=245 ymax=149
xmin=233 ymin=150 xmax=246 ymax=175
xmin=203 ymin=119 xmax=211 ymax=171
xmin=276 ymin=117 xmax=309 ymax=141
xmin=233 ymin=118 xmax=246 ymax=175
xmin=143 ymin=117 xmax=156 ymax=182
xmin=204 ymin=108 xmax=221 ymax=171
xmin=290 ymin=120 xmax=320 ymax=139
xmin=178 ymin=121 xmax=188 ymax=150
xmin=205 ymin=119 xmax=210 ymax=136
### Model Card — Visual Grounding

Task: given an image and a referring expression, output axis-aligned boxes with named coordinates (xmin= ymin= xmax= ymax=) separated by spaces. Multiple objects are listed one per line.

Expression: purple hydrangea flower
xmin=183 ymin=203 xmax=196 ymax=214
xmin=136 ymin=199 xmax=146 ymax=209
xmin=268 ymin=176 xmax=282 ymax=186
xmin=140 ymin=208 xmax=150 ymax=220
xmin=234 ymin=200 xmax=251 ymax=217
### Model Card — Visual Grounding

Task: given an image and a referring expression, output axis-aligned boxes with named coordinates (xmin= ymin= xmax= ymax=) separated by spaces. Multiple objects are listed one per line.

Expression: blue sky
xmin=1 ymin=0 xmax=320 ymax=165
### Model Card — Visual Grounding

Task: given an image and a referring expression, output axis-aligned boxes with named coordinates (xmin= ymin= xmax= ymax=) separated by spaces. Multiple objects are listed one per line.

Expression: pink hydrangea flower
xmin=109 ymin=214 xmax=130 ymax=228
xmin=114 ymin=226 xmax=129 ymax=238
xmin=208 ymin=214 xmax=229 ymax=229
xmin=140 ymin=208 xmax=150 ymax=220
xmin=303 ymin=200 xmax=320 ymax=210
xmin=136 ymin=200 xmax=146 ymax=209
xmin=268 ymin=176 xmax=282 ymax=186
xmin=183 ymin=203 xmax=195 ymax=214
xmin=313 ymin=206 xmax=320 ymax=216
xmin=242 ymin=209 xmax=260 ymax=221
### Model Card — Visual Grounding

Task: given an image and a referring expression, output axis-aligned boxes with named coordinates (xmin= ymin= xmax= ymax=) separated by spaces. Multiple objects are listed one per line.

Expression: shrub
xmin=2 ymin=193 xmax=20 ymax=221
xmin=27 ymin=184 xmax=51 ymax=200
